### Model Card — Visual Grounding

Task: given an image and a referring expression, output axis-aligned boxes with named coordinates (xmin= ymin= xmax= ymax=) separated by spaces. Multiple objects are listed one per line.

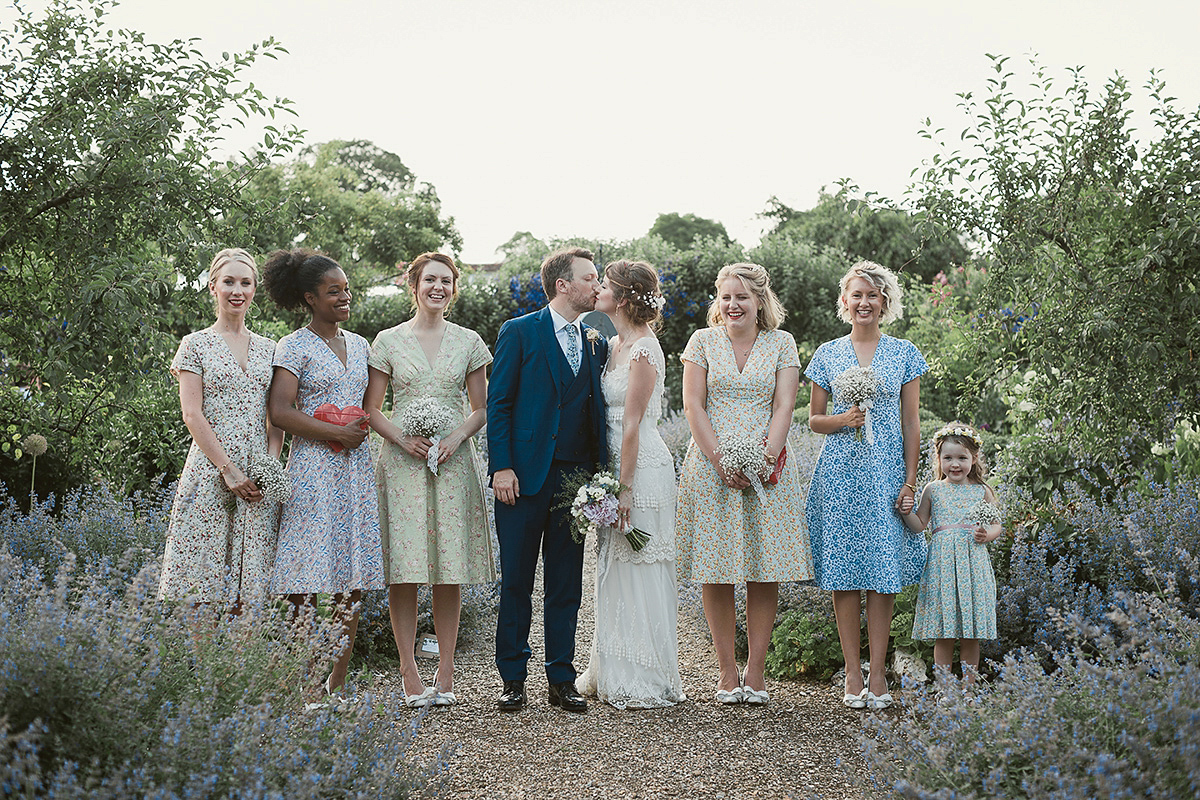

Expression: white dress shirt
xmin=548 ymin=305 xmax=583 ymax=366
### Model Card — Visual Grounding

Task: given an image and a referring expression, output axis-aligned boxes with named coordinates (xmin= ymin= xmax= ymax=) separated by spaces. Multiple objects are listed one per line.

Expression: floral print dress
xmin=271 ymin=328 xmax=384 ymax=594
xmin=675 ymin=327 xmax=813 ymax=583
xmin=804 ymin=334 xmax=928 ymax=592
xmin=369 ymin=322 xmax=496 ymax=585
xmin=160 ymin=329 xmax=280 ymax=603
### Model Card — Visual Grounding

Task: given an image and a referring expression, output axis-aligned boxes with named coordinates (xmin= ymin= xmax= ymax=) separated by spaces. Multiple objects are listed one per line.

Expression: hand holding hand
xmin=493 ymin=468 xmax=520 ymax=506
xmin=894 ymin=484 xmax=915 ymax=514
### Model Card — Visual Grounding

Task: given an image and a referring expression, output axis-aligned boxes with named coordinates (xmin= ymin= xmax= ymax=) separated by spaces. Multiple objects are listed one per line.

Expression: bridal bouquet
xmin=964 ymin=500 xmax=1002 ymax=528
xmin=554 ymin=469 xmax=650 ymax=552
xmin=832 ymin=366 xmax=882 ymax=443
xmin=717 ymin=434 xmax=770 ymax=503
xmin=399 ymin=397 xmax=456 ymax=475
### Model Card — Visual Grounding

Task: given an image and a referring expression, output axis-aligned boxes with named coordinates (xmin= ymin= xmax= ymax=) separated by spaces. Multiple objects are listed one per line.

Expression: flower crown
xmin=933 ymin=424 xmax=983 ymax=449
xmin=638 ymin=291 xmax=666 ymax=310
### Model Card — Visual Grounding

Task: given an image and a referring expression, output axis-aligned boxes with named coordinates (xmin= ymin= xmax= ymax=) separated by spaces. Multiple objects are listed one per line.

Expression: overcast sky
xmin=13 ymin=0 xmax=1200 ymax=262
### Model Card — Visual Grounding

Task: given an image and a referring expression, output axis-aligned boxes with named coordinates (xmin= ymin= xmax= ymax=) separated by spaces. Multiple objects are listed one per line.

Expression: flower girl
xmin=901 ymin=423 xmax=1001 ymax=684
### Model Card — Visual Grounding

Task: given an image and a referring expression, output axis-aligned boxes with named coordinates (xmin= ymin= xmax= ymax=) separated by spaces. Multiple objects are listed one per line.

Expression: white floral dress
xmin=160 ymin=329 xmax=280 ymax=603
xmin=576 ymin=336 xmax=684 ymax=709
xmin=271 ymin=328 xmax=385 ymax=594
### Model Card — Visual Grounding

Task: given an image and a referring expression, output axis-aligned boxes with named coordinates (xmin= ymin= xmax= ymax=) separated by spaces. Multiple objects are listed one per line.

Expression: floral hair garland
xmin=933 ymin=424 xmax=983 ymax=449
xmin=638 ymin=291 xmax=667 ymax=310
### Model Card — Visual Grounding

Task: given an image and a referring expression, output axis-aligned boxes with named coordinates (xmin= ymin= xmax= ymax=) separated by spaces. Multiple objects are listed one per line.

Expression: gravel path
xmin=369 ymin=545 xmax=871 ymax=799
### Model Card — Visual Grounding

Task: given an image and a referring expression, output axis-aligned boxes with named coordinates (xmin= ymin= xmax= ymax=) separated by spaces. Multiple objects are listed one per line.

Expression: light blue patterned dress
xmin=804 ymin=334 xmax=928 ymax=592
xmin=911 ymin=482 xmax=997 ymax=639
xmin=271 ymin=328 xmax=385 ymax=594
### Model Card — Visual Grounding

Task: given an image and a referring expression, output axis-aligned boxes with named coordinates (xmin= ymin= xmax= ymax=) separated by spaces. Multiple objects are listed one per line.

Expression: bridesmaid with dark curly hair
xmin=263 ymin=248 xmax=385 ymax=698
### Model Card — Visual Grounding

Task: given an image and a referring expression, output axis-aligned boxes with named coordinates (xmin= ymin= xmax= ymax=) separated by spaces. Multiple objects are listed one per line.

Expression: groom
xmin=487 ymin=247 xmax=609 ymax=713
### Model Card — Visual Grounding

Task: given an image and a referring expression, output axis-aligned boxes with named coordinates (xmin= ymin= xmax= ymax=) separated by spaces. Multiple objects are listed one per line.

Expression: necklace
xmin=307 ymin=324 xmax=343 ymax=345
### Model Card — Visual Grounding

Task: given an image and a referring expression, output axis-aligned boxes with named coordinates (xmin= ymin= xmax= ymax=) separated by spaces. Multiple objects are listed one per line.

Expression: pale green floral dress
xmin=675 ymin=327 xmax=813 ymax=583
xmin=369 ymin=322 xmax=496 ymax=585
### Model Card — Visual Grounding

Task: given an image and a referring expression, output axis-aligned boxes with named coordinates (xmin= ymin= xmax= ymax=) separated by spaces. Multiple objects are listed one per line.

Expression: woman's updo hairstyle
xmin=207 ymin=248 xmax=259 ymax=285
xmin=261 ymin=248 xmax=342 ymax=312
xmin=604 ymin=260 xmax=664 ymax=329
xmin=838 ymin=259 xmax=904 ymax=325
xmin=404 ymin=252 xmax=460 ymax=313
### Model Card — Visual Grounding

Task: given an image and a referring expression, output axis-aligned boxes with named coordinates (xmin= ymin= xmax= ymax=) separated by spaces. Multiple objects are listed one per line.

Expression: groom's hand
xmin=493 ymin=468 xmax=520 ymax=505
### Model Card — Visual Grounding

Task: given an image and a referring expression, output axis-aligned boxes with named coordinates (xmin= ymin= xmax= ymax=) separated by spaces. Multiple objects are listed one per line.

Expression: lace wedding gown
xmin=576 ymin=336 xmax=685 ymax=708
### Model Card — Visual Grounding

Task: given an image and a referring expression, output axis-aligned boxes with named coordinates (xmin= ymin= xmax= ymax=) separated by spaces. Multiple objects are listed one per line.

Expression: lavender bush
xmin=0 ymin=549 xmax=440 ymax=798
xmin=861 ymin=556 xmax=1200 ymax=798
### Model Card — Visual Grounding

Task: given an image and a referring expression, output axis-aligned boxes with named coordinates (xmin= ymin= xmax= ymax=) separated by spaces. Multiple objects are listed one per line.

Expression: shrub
xmin=0 ymin=551 xmax=440 ymax=798
xmin=767 ymin=589 xmax=843 ymax=680
xmin=861 ymin=568 xmax=1200 ymax=798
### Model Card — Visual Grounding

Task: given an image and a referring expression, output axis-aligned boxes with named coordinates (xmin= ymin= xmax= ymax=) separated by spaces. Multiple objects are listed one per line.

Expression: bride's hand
xmin=617 ymin=487 xmax=632 ymax=531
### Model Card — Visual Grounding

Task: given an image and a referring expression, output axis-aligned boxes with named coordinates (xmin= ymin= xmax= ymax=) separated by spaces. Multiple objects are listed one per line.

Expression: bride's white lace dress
xmin=576 ymin=336 xmax=685 ymax=708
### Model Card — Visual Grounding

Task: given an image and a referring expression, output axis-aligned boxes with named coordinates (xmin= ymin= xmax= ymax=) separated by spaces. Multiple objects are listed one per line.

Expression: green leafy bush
xmin=767 ymin=600 xmax=844 ymax=681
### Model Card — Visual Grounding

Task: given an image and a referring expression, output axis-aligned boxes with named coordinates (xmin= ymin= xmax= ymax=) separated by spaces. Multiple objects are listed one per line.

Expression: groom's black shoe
xmin=497 ymin=680 xmax=526 ymax=712
xmin=548 ymin=681 xmax=588 ymax=713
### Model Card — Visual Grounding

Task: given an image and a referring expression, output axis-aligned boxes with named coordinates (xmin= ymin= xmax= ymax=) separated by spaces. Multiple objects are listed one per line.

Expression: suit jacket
xmin=487 ymin=306 xmax=609 ymax=496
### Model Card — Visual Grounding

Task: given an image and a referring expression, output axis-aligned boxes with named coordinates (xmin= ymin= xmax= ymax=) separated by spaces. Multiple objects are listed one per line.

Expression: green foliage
xmin=764 ymin=187 xmax=969 ymax=283
xmin=0 ymin=0 xmax=302 ymax=496
xmin=230 ymin=139 xmax=461 ymax=293
xmin=889 ymin=585 xmax=934 ymax=666
xmin=647 ymin=212 xmax=732 ymax=250
xmin=913 ymin=55 xmax=1200 ymax=471
xmin=767 ymin=605 xmax=845 ymax=681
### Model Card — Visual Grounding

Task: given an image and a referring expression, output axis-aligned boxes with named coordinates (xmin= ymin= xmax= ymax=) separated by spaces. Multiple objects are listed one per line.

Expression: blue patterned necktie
xmin=565 ymin=323 xmax=580 ymax=375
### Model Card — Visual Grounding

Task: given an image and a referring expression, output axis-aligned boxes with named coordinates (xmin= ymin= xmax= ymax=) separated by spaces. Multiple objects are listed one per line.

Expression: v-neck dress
xmin=271 ymin=327 xmax=384 ymax=594
xmin=368 ymin=322 xmax=496 ymax=585
xmin=675 ymin=327 xmax=813 ymax=583
xmin=804 ymin=334 xmax=928 ymax=592
xmin=160 ymin=329 xmax=281 ymax=603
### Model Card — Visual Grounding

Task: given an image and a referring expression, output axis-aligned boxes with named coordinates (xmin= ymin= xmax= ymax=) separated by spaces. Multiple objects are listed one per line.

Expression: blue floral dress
xmin=912 ymin=482 xmax=997 ymax=639
xmin=804 ymin=334 xmax=927 ymax=592
xmin=271 ymin=328 xmax=385 ymax=594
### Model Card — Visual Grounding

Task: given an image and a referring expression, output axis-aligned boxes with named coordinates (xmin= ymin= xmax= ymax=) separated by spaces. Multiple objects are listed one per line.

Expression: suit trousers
xmin=494 ymin=459 xmax=587 ymax=685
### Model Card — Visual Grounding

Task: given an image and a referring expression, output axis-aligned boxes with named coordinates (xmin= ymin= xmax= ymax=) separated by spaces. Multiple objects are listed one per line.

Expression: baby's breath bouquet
xmin=717 ymin=433 xmax=769 ymax=503
xmin=832 ymin=366 xmax=882 ymax=443
xmin=964 ymin=500 xmax=1002 ymax=528
xmin=399 ymin=397 xmax=456 ymax=475
xmin=553 ymin=469 xmax=650 ymax=551
xmin=247 ymin=451 xmax=292 ymax=504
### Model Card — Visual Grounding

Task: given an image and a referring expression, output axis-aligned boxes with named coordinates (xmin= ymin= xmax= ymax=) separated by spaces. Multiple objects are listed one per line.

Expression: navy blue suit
xmin=487 ymin=307 xmax=608 ymax=684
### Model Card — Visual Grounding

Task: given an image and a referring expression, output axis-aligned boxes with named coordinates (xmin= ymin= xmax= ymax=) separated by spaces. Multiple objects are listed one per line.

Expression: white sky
xmin=11 ymin=0 xmax=1200 ymax=262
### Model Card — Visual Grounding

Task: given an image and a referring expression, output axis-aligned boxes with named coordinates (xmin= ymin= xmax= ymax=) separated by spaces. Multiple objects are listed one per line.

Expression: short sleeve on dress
xmin=681 ymin=329 xmax=708 ymax=370
xmin=775 ymin=331 xmax=801 ymax=371
xmin=804 ymin=342 xmax=832 ymax=391
xmin=900 ymin=339 xmax=930 ymax=384
xmin=367 ymin=330 xmax=394 ymax=374
xmin=629 ymin=338 xmax=665 ymax=376
xmin=272 ymin=334 xmax=306 ymax=378
xmin=466 ymin=330 xmax=494 ymax=373
xmin=170 ymin=334 xmax=203 ymax=379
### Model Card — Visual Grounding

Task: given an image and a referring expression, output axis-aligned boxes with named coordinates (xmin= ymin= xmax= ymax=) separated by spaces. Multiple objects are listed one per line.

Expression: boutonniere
xmin=585 ymin=327 xmax=602 ymax=356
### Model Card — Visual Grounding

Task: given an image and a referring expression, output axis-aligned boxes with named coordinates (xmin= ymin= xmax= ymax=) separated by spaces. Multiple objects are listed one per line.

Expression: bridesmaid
xmin=264 ymin=248 xmax=385 ymax=697
xmin=676 ymin=262 xmax=813 ymax=706
xmin=364 ymin=252 xmax=495 ymax=708
xmin=160 ymin=248 xmax=281 ymax=610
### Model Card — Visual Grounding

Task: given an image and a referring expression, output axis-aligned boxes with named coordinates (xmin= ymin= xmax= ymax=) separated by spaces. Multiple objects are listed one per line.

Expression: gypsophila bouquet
xmin=832 ymin=366 xmax=881 ymax=443
xmin=717 ymin=433 xmax=769 ymax=503
xmin=964 ymin=500 xmax=1002 ymax=528
xmin=247 ymin=451 xmax=292 ymax=503
xmin=553 ymin=469 xmax=650 ymax=551
xmin=399 ymin=397 xmax=456 ymax=475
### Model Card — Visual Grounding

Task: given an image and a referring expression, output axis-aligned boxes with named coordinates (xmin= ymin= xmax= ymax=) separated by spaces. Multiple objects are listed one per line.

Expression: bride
xmin=576 ymin=259 xmax=684 ymax=709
